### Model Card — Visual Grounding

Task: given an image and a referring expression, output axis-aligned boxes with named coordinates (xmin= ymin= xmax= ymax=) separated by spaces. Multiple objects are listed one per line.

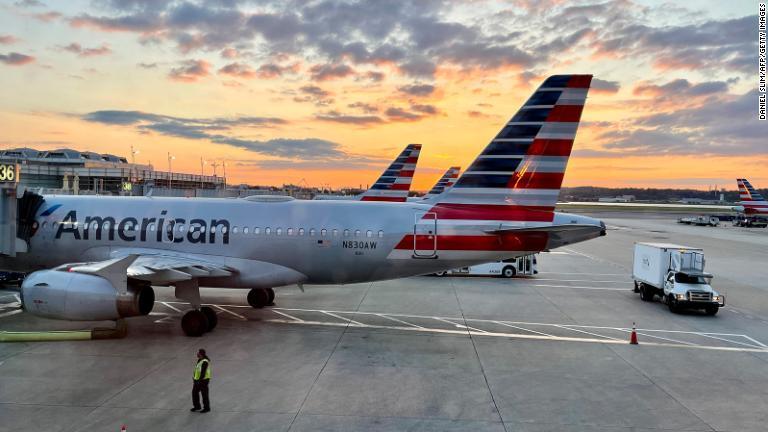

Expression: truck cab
xmin=632 ymin=243 xmax=725 ymax=315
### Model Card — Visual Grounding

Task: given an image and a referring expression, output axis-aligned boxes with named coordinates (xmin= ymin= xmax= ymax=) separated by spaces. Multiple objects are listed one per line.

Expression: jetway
xmin=0 ymin=163 xmax=42 ymax=257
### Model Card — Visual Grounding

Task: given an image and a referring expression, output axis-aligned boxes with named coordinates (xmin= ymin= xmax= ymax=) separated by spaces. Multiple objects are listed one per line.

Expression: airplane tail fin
xmin=737 ymin=178 xmax=768 ymax=213
xmin=359 ymin=144 xmax=421 ymax=202
xmin=422 ymin=166 xmax=461 ymax=200
xmin=432 ymin=74 xmax=591 ymax=221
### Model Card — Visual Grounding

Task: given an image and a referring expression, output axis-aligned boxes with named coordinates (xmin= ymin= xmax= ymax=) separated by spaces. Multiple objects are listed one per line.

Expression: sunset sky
xmin=0 ymin=0 xmax=762 ymax=191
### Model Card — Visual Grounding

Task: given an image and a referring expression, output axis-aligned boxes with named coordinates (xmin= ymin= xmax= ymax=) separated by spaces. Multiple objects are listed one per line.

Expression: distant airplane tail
xmin=422 ymin=166 xmax=460 ymax=200
xmin=431 ymin=74 xmax=591 ymax=222
xmin=359 ymin=144 xmax=421 ymax=202
xmin=737 ymin=178 xmax=768 ymax=214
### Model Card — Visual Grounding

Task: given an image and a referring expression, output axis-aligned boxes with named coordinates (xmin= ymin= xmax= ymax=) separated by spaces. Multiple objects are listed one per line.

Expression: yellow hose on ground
xmin=0 ymin=319 xmax=127 ymax=342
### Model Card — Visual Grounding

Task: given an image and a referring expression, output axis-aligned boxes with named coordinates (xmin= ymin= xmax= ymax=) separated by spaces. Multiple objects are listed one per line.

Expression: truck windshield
xmin=675 ymin=273 xmax=707 ymax=284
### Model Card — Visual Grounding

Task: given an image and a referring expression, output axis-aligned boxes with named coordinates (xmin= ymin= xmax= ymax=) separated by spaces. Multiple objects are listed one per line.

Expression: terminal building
xmin=0 ymin=147 xmax=225 ymax=196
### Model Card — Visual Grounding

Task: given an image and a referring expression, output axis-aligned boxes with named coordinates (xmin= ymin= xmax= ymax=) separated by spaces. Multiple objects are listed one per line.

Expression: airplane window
xmin=243 ymin=227 xmax=249 ymax=234
xmin=233 ymin=226 xmax=239 ymax=234
xmin=276 ymin=228 xmax=282 ymax=235
xmin=254 ymin=227 xmax=260 ymax=234
xmin=354 ymin=230 xmax=361 ymax=237
xmin=366 ymin=230 xmax=372 ymax=238
xmin=200 ymin=226 xmax=206 ymax=233
xmin=221 ymin=226 xmax=228 ymax=234
xmin=332 ymin=229 xmax=338 ymax=236
xmin=178 ymin=224 xmax=185 ymax=232
xmin=73 ymin=222 xmax=79 ymax=229
xmin=287 ymin=228 xmax=293 ymax=235
xmin=378 ymin=230 xmax=384 ymax=238
xmin=104 ymin=222 xmax=111 ymax=230
xmin=53 ymin=222 xmax=58 ymax=229
xmin=343 ymin=229 xmax=350 ymax=237
xmin=210 ymin=226 xmax=216 ymax=234
xmin=309 ymin=228 xmax=315 ymax=236
xmin=298 ymin=228 xmax=305 ymax=235
xmin=265 ymin=227 xmax=271 ymax=234
xmin=148 ymin=223 xmax=155 ymax=231
xmin=41 ymin=221 xmax=47 ymax=229
xmin=320 ymin=229 xmax=327 ymax=236
xmin=83 ymin=222 xmax=88 ymax=230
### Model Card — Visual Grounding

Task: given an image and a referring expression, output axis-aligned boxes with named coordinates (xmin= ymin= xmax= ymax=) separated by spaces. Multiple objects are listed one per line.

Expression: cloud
xmin=218 ymin=62 xmax=257 ymax=79
xmin=32 ymin=11 xmax=61 ymax=22
xmin=591 ymin=78 xmax=620 ymax=94
xmin=398 ymin=83 xmax=435 ymax=96
xmin=384 ymin=107 xmax=422 ymax=122
xmin=347 ymin=102 xmax=378 ymax=113
xmin=0 ymin=52 xmax=35 ymax=66
xmin=0 ymin=35 xmax=19 ymax=45
xmin=256 ymin=62 xmax=300 ymax=79
xmin=315 ymin=110 xmax=384 ymax=125
xmin=309 ymin=63 xmax=355 ymax=81
xmin=80 ymin=110 xmax=356 ymax=159
xmin=633 ymin=79 xmax=728 ymax=98
xmin=363 ymin=71 xmax=384 ymax=82
xmin=137 ymin=62 xmax=157 ymax=68
xmin=220 ymin=48 xmax=239 ymax=59
xmin=293 ymin=85 xmax=334 ymax=106
xmin=168 ymin=59 xmax=210 ymax=82
xmin=60 ymin=43 xmax=112 ymax=57
xmin=15 ymin=0 xmax=45 ymax=7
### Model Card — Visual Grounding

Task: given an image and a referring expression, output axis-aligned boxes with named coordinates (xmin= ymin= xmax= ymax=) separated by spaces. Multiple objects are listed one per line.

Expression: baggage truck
xmin=632 ymin=243 xmax=724 ymax=315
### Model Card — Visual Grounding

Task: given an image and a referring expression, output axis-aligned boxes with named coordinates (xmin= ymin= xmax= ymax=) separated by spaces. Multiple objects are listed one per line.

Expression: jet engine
xmin=21 ymin=270 xmax=154 ymax=321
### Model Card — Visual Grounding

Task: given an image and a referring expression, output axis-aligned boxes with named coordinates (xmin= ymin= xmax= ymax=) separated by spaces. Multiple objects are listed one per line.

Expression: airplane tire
xmin=502 ymin=266 xmax=516 ymax=278
xmin=247 ymin=288 xmax=270 ymax=309
xmin=266 ymin=288 xmax=275 ymax=305
xmin=200 ymin=306 xmax=218 ymax=331
xmin=181 ymin=310 xmax=209 ymax=337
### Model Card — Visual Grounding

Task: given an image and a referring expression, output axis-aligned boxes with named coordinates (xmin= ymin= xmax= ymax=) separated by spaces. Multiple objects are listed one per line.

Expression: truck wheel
xmin=667 ymin=296 xmax=680 ymax=313
xmin=502 ymin=266 xmax=516 ymax=278
xmin=705 ymin=305 xmax=719 ymax=316
xmin=633 ymin=281 xmax=640 ymax=293
xmin=639 ymin=284 xmax=653 ymax=302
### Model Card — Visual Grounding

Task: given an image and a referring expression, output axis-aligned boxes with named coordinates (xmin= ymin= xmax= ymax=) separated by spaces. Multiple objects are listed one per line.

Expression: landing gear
xmin=200 ymin=306 xmax=218 ymax=331
xmin=248 ymin=288 xmax=271 ymax=308
xmin=181 ymin=310 xmax=209 ymax=337
xmin=266 ymin=287 xmax=275 ymax=305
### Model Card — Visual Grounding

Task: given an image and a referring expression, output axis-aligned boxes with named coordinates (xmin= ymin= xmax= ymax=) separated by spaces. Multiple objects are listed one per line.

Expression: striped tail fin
xmin=737 ymin=178 xmax=768 ymax=214
xmin=422 ymin=166 xmax=461 ymax=200
xmin=431 ymin=74 xmax=591 ymax=222
xmin=359 ymin=144 xmax=421 ymax=202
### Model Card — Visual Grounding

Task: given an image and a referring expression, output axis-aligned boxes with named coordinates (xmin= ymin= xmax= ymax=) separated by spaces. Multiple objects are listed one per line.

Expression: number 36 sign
xmin=0 ymin=163 xmax=19 ymax=183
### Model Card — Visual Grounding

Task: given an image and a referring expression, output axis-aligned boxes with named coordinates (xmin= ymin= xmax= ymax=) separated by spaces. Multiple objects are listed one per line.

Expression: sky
xmin=0 ymin=0 xmax=763 ymax=191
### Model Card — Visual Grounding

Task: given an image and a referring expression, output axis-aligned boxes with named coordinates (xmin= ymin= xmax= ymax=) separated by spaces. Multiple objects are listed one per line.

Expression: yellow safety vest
xmin=194 ymin=358 xmax=211 ymax=380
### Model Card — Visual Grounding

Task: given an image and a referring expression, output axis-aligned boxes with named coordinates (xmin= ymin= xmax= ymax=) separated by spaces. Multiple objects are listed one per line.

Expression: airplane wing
xmin=58 ymin=250 xmax=236 ymax=286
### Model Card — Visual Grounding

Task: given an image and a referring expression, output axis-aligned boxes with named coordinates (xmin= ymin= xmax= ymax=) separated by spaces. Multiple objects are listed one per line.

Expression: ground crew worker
xmin=191 ymin=348 xmax=211 ymax=413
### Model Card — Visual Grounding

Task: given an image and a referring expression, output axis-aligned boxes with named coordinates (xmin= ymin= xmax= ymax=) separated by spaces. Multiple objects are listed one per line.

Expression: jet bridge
xmin=0 ymin=163 xmax=42 ymax=257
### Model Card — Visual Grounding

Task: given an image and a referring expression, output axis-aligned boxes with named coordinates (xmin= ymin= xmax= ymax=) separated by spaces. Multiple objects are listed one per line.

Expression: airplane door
xmin=413 ymin=212 xmax=437 ymax=258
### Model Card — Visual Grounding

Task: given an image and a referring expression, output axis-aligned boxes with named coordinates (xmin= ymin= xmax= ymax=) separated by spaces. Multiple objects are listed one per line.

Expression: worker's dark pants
xmin=192 ymin=379 xmax=210 ymax=410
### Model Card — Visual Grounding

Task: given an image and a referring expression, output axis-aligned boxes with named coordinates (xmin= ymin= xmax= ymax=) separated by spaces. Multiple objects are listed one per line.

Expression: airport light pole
xmin=167 ymin=152 xmax=175 ymax=189
xmin=200 ymin=157 xmax=206 ymax=189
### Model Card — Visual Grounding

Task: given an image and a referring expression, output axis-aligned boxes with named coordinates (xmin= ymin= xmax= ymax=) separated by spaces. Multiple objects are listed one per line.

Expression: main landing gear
xmin=175 ymin=280 xmax=219 ymax=337
xmin=247 ymin=288 xmax=275 ymax=308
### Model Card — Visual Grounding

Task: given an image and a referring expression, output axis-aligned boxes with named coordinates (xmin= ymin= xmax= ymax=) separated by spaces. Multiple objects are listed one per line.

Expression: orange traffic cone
xmin=629 ymin=322 xmax=639 ymax=345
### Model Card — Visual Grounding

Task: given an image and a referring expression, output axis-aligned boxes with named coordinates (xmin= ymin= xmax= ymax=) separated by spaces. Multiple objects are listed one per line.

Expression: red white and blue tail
xmin=359 ymin=144 xmax=421 ymax=202
xmin=422 ymin=166 xmax=461 ymax=200
xmin=432 ymin=74 xmax=592 ymax=223
xmin=737 ymin=178 xmax=768 ymax=214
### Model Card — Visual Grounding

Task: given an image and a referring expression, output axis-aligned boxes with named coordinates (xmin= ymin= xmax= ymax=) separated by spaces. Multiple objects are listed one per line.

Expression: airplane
xmin=735 ymin=178 xmax=768 ymax=214
xmin=9 ymin=74 xmax=605 ymax=336
xmin=313 ymin=144 xmax=421 ymax=201
xmin=419 ymin=166 xmax=461 ymax=201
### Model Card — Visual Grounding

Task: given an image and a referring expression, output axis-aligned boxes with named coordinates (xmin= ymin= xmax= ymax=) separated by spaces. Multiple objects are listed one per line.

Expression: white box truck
xmin=632 ymin=243 xmax=724 ymax=315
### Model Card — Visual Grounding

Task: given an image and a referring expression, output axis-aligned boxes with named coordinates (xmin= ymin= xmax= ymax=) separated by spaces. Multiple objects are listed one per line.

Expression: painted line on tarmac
xmin=525 ymin=278 xmax=629 ymax=284
xmin=270 ymin=309 xmax=304 ymax=322
xmin=534 ymin=284 xmax=627 ymax=291
xmin=212 ymin=304 xmax=247 ymax=321
xmin=537 ymin=272 xmax=626 ymax=276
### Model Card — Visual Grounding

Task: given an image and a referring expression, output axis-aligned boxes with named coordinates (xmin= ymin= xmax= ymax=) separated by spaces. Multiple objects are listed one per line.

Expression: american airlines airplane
xmin=8 ymin=74 xmax=605 ymax=336
xmin=736 ymin=178 xmax=768 ymax=214
xmin=314 ymin=143 xmax=421 ymax=201
xmin=421 ymin=166 xmax=461 ymax=201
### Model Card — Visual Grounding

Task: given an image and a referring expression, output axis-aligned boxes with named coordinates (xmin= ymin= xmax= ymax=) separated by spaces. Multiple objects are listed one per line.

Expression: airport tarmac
xmin=2 ymin=213 xmax=768 ymax=432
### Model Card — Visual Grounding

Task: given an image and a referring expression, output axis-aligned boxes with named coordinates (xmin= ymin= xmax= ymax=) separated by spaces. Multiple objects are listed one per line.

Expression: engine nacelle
xmin=21 ymin=270 xmax=154 ymax=321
